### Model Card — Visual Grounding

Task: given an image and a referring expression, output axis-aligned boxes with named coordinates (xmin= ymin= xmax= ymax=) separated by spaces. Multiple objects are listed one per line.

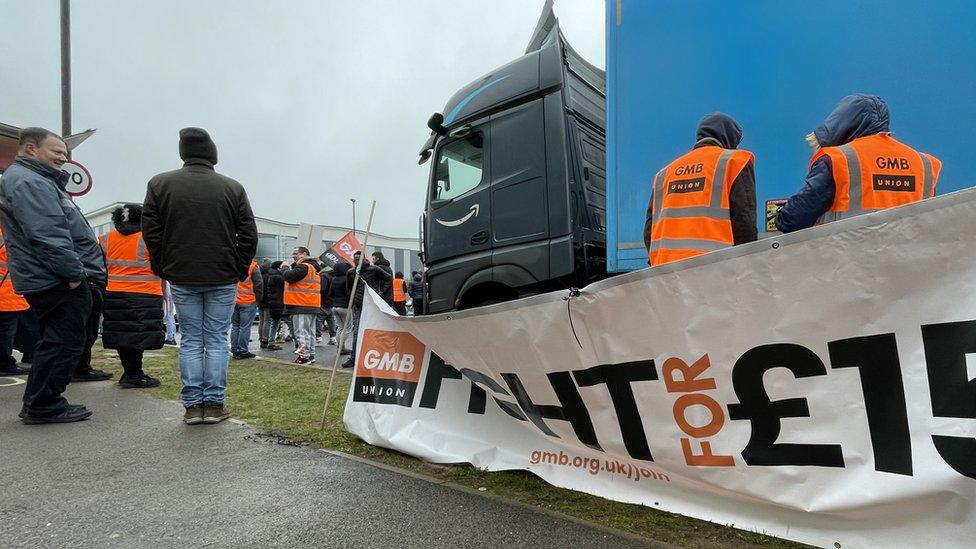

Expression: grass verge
xmin=94 ymin=345 xmax=805 ymax=549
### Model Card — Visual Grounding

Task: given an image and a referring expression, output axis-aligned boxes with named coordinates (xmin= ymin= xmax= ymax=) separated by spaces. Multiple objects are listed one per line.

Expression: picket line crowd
xmin=0 ymin=125 xmax=417 ymax=425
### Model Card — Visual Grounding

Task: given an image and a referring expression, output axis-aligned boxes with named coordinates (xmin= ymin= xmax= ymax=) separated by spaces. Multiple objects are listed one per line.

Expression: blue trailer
xmin=606 ymin=0 xmax=976 ymax=272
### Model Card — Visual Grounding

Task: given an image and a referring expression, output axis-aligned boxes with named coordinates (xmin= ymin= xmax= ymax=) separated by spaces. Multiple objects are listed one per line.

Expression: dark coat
xmin=101 ymin=214 xmax=164 ymax=351
xmin=330 ymin=262 xmax=351 ymax=308
xmin=776 ymin=94 xmax=891 ymax=233
xmin=265 ymin=268 xmax=285 ymax=319
xmin=347 ymin=262 xmax=392 ymax=308
xmin=258 ymin=264 xmax=272 ymax=308
xmin=320 ymin=271 xmax=334 ymax=308
xmin=141 ymin=159 xmax=258 ymax=285
xmin=643 ymin=113 xmax=758 ymax=250
xmin=408 ymin=273 xmax=425 ymax=301
xmin=0 ymin=156 xmax=107 ymax=294
xmin=242 ymin=262 xmax=264 ymax=305
xmin=374 ymin=259 xmax=394 ymax=304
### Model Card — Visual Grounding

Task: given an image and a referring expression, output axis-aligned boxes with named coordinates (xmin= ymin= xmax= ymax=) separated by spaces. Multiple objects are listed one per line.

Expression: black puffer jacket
xmin=374 ymin=259 xmax=394 ymax=305
xmin=258 ymin=263 xmax=272 ymax=308
xmin=101 ymin=205 xmax=165 ymax=351
xmin=265 ymin=265 xmax=285 ymax=319
xmin=330 ymin=262 xmax=351 ymax=308
xmin=347 ymin=262 xmax=392 ymax=308
xmin=320 ymin=271 xmax=334 ymax=308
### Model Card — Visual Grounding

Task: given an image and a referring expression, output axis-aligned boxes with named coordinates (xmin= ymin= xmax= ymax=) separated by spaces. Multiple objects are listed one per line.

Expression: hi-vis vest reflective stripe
xmin=815 ymin=133 xmax=941 ymax=224
xmin=236 ymin=261 xmax=259 ymax=305
xmin=648 ymin=146 xmax=754 ymax=266
xmin=100 ymin=231 xmax=163 ymax=296
xmin=0 ymin=232 xmax=29 ymax=312
xmin=393 ymin=278 xmax=406 ymax=302
xmin=283 ymin=263 xmax=321 ymax=308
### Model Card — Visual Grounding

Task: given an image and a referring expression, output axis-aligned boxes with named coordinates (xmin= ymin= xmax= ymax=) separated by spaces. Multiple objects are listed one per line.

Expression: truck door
xmin=489 ymin=99 xmax=549 ymax=280
xmin=424 ymin=122 xmax=492 ymax=265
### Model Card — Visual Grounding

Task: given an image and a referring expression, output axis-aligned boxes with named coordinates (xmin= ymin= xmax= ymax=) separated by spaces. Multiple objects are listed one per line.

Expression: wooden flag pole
xmin=320 ymin=200 xmax=376 ymax=428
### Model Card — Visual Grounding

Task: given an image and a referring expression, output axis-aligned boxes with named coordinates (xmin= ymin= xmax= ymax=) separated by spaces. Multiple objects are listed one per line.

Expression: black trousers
xmin=392 ymin=302 xmax=407 ymax=316
xmin=0 ymin=311 xmax=20 ymax=371
xmin=117 ymin=348 xmax=144 ymax=377
xmin=14 ymin=308 xmax=39 ymax=362
xmin=75 ymin=282 xmax=105 ymax=376
xmin=22 ymin=283 xmax=92 ymax=416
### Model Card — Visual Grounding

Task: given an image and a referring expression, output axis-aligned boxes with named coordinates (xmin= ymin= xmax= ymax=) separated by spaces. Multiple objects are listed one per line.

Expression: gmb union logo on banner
xmin=353 ymin=329 xmax=425 ymax=407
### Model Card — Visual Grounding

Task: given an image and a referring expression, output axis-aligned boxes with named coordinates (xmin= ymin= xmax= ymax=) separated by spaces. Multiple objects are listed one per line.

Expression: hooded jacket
xmin=265 ymin=264 xmax=285 ymax=318
xmin=346 ymin=260 xmax=392 ymax=309
xmin=320 ymin=270 xmax=334 ymax=308
xmin=329 ymin=262 xmax=351 ymax=307
xmin=776 ymin=94 xmax=891 ymax=232
xmin=141 ymin=131 xmax=258 ymax=285
xmin=101 ymin=204 xmax=165 ymax=351
xmin=373 ymin=257 xmax=394 ymax=304
xmin=643 ymin=113 xmax=758 ymax=250
xmin=0 ymin=156 xmax=107 ymax=294
xmin=258 ymin=262 xmax=272 ymax=308
xmin=408 ymin=272 xmax=425 ymax=301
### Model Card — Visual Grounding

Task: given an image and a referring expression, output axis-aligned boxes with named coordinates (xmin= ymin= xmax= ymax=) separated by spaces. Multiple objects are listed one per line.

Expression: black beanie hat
xmin=178 ymin=127 xmax=218 ymax=164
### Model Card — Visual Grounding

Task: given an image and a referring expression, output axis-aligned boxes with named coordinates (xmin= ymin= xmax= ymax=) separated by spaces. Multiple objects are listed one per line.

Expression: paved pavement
xmin=248 ymin=325 xmax=349 ymax=370
xmin=0 ymin=369 xmax=655 ymax=548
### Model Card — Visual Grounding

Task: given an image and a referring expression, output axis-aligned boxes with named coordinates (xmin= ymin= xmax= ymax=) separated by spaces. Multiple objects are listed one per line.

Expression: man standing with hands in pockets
xmin=0 ymin=127 xmax=107 ymax=424
xmin=142 ymin=128 xmax=258 ymax=425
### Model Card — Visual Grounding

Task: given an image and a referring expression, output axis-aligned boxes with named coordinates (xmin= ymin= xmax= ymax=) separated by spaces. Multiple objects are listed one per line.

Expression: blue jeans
xmin=171 ymin=284 xmax=236 ymax=407
xmin=267 ymin=316 xmax=281 ymax=344
xmin=230 ymin=303 xmax=258 ymax=356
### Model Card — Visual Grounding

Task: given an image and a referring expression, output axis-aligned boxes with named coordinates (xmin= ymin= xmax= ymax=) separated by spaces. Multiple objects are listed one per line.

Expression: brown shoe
xmin=183 ymin=403 xmax=205 ymax=425
xmin=202 ymin=402 xmax=230 ymax=424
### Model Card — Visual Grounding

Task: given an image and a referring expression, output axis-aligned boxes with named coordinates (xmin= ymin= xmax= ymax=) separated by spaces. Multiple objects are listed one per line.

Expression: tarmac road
xmin=0 ymin=373 xmax=657 ymax=548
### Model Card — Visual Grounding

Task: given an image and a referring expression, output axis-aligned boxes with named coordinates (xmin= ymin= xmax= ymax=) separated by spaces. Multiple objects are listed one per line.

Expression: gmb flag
xmin=319 ymin=230 xmax=361 ymax=269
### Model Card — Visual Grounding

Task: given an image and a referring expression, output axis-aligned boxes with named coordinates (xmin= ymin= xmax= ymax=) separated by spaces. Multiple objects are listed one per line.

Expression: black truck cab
xmin=418 ymin=10 xmax=607 ymax=314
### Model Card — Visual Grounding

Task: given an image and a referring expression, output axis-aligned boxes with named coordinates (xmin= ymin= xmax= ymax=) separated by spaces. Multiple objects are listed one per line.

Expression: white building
xmin=84 ymin=202 xmax=422 ymax=275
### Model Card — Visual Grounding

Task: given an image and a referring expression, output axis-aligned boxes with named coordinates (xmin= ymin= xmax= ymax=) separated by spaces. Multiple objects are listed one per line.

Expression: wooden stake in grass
xmin=321 ymin=200 xmax=377 ymax=428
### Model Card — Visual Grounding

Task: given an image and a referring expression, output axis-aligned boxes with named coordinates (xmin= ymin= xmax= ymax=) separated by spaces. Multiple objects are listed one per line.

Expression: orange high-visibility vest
xmin=100 ymin=230 xmax=163 ymax=296
xmin=283 ymin=263 xmax=321 ymax=308
xmin=393 ymin=278 xmax=406 ymax=303
xmin=236 ymin=261 xmax=259 ymax=305
xmin=0 ymin=229 xmax=29 ymax=312
xmin=648 ymin=146 xmax=754 ymax=266
xmin=813 ymin=133 xmax=941 ymax=224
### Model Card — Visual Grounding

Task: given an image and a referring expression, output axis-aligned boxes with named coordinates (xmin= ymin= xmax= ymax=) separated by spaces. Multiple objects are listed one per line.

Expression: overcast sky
xmin=0 ymin=0 xmax=604 ymax=237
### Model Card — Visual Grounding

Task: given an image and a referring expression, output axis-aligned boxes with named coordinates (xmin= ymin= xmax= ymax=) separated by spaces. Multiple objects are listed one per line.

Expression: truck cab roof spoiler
xmin=417 ymin=0 xmax=604 ymax=165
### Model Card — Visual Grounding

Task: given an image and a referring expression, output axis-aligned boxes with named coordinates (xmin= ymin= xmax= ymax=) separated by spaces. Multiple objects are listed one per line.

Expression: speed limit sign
xmin=62 ymin=160 xmax=93 ymax=197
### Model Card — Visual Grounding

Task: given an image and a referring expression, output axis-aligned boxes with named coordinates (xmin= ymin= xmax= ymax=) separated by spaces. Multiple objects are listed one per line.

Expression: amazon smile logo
xmin=435 ymin=204 xmax=480 ymax=227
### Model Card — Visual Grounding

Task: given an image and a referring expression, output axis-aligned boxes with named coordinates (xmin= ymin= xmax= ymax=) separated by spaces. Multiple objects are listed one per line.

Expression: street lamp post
xmin=60 ymin=0 xmax=71 ymax=156
xmin=350 ymin=198 xmax=357 ymax=236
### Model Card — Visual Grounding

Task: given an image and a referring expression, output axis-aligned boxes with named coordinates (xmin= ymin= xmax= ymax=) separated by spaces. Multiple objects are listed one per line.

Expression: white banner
xmin=344 ymin=189 xmax=976 ymax=548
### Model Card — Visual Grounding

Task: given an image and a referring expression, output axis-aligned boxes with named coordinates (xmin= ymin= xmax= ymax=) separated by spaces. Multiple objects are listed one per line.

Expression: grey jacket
xmin=0 ymin=156 xmax=107 ymax=294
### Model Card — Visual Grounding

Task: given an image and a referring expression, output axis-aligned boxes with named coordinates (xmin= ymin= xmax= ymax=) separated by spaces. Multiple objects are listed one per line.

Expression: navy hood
xmin=814 ymin=94 xmax=889 ymax=148
xmin=695 ymin=112 xmax=743 ymax=149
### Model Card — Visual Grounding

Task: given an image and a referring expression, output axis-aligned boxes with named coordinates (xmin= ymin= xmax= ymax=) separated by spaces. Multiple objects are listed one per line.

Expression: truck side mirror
xmin=428 ymin=113 xmax=447 ymax=136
